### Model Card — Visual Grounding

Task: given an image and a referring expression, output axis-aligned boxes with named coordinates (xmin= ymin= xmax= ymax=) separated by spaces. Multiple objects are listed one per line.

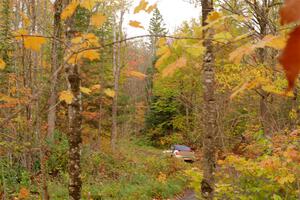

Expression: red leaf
xmin=279 ymin=26 xmax=300 ymax=89
xmin=280 ymin=0 xmax=300 ymax=25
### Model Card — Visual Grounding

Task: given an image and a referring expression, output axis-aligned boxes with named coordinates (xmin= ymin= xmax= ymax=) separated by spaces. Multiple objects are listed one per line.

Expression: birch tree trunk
xmin=111 ymin=9 xmax=124 ymax=152
xmin=201 ymin=0 xmax=217 ymax=199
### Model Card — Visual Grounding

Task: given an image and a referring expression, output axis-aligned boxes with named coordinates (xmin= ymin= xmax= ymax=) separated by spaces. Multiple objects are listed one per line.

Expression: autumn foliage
xmin=279 ymin=0 xmax=300 ymax=89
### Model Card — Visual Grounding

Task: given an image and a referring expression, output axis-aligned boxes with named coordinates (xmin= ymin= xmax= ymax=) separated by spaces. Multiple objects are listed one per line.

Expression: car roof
xmin=173 ymin=145 xmax=191 ymax=150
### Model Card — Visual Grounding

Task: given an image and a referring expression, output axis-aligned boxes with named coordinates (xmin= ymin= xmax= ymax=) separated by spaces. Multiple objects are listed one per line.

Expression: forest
xmin=0 ymin=0 xmax=300 ymax=199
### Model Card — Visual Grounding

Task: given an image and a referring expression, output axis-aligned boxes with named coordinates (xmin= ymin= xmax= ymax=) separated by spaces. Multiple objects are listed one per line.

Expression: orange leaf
xmin=280 ymin=0 xmax=300 ymax=25
xmin=18 ymin=187 xmax=29 ymax=199
xmin=279 ymin=26 xmax=300 ymax=90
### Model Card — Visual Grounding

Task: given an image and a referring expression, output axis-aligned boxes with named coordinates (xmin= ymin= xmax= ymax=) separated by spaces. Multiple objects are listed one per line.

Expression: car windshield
xmin=173 ymin=145 xmax=191 ymax=151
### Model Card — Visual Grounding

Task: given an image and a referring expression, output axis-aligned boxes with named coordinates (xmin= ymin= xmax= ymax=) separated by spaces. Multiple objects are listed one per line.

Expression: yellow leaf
xmin=19 ymin=12 xmax=31 ymax=27
xmin=18 ymin=187 xmax=29 ymax=199
xmin=134 ymin=0 xmax=148 ymax=14
xmin=0 ymin=59 xmax=6 ymax=70
xmin=232 ymin=32 xmax=253 ymax=42
xmin=82 ymin=50 xmax=100 ymax=61
xmin=90 ymin=14 xmax=107 ymax=28
xmin=59 ymin=90 xmax=74 ymax=104
xmin=91 ymin=84 xmax=101 ymax=91
xmin=229 ymin=43 xmax=254 ymax=64
xmin=129 ymin=20 xmax=144 ymax=29
xmin=82 ymin=33 xmax=100 ymax=46
xmin=104 ymin=88 xmax=115 ymax=98
xmin=156 ymin=46 xmax=170 ymax=57
xmin=146 ymin=3 xmax=157 ymax=13
xmin=186 ymin=45 xmax=205 ymax=57
xmin=61 ymin=0 xmax=79 ymax=20
xmin=263 ymin=34 xmax=286 ymax=50
xmin=67 ymin=53 xmax=81 ymax=64
xmin=71 ymin=36 xmax=83 ymax=44
xmin=207 ymin=11 xmax=222 ymax=23
xmin=80 ymin=0 xmax=97 ymax=10
xmin=277 ymin=174 xmax=295 ymax=185
xmin=157 ymin=38 xmax=166 ymax=47
xmin=155 ymin=49 xmax=171 ymax=68
xmin=162 ymin=57 xmax=187 ymax=77
xmin=213 ymin=31 xmax=233 ymax=43
xmin=14 ymin=29 xmax=29 ymax=40
xmin=127 ymin=70 xmax=147 ymax=80
xmin=24 ymin=36 xmax=47 ymax=52
xmin=80 ymin=87 xmax=92 ymax=95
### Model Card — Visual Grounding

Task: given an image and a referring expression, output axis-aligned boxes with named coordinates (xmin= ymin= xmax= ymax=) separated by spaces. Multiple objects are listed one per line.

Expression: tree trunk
xmin=256 ymin=0 xmax=274 ymax=136
xmin=64 ymin=1 xmax=82 ymax=199
xmin=111 ymin=10 xmax=124 ymax=152
xmin=67 ymin=64 xmax=82 ymax=200
xmin=201 ymin=0 xmax=217 ymax=199
xmin=111 ymin=21 xmax=118 ymax=152
xmin=48 ymin=0 xmax=63 ymax=138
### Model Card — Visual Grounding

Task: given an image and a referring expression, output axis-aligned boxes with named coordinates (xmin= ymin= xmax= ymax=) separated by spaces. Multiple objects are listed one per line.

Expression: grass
xmin=48 ymin=137 xmax=190 ymax=200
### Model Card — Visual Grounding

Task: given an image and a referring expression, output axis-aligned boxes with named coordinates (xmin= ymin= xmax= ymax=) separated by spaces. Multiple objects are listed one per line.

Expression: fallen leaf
xmin=18 ymin=187 xmax=29 ymax=199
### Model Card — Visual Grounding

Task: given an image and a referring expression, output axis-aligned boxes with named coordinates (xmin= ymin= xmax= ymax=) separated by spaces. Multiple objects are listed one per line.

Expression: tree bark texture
xmin=64 ymin=1 xmax=82 ymax=199
xmin=47 ymin=0 xmax=63 ymax=138
xmin=201 ymin=0 xmax=217 ymax=199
